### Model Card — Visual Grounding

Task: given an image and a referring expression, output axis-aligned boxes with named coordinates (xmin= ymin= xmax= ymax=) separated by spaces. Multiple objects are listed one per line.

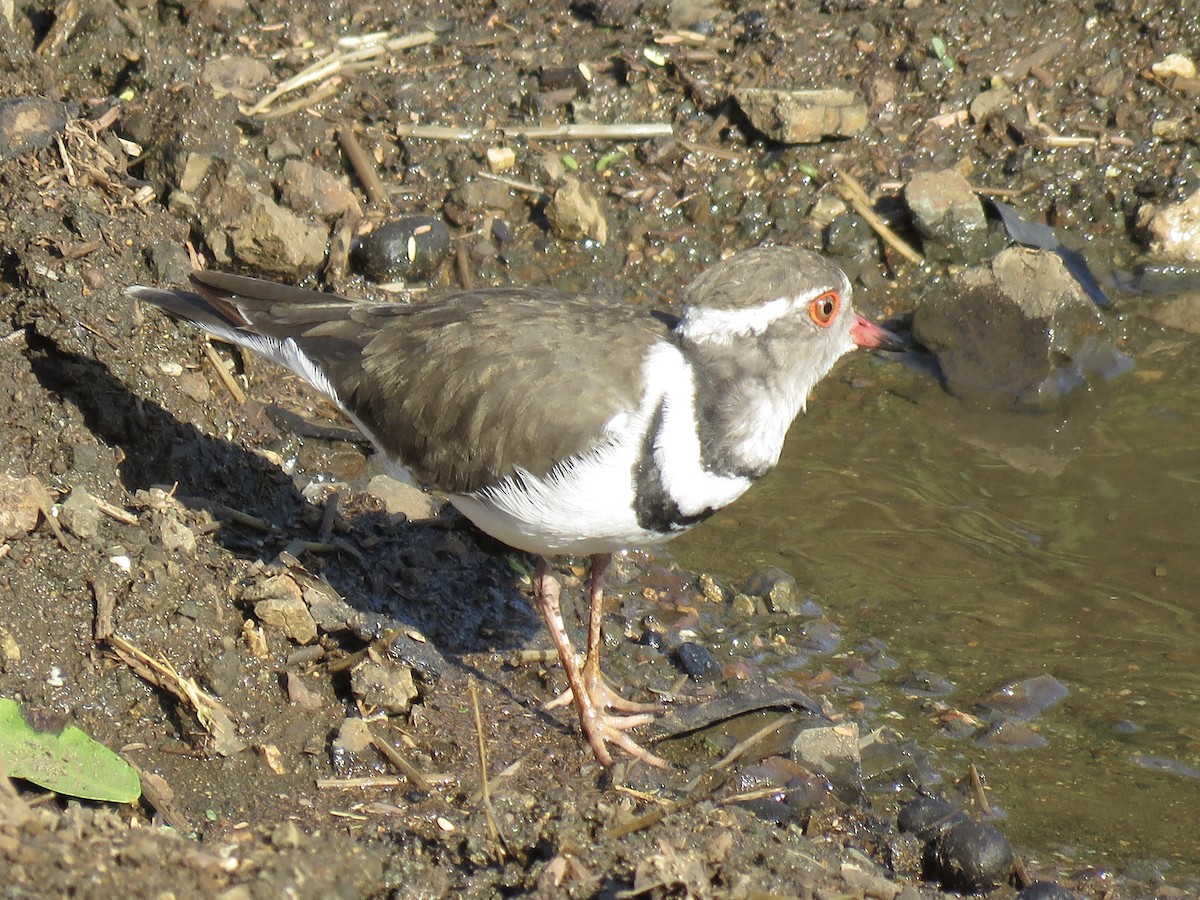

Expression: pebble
xmin=743 ymin=567 xmax=801 ymax=615
xmin=675 ymin=641 xmax=720 ymax=680
xmin=59 ymin=487 xmax=102 ymax=541
xmin=545 ymin=176 xmax=608 ymax=245
xmin=352 ymin=215 xmax=451 ymax=283
xmin=277 ymin=159 xmax=363 ymax=222
xmin=364 ymin=474 xmax=441 ymax=521
xmin=980 ymin=673 xmax=1068 ymax=722
xmin=931 ymin=821 xmax=1014 ymax=893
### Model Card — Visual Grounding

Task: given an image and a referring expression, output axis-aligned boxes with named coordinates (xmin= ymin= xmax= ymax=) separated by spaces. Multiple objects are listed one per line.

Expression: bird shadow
xmin=26 ymin=336 xmax=550 ymax=695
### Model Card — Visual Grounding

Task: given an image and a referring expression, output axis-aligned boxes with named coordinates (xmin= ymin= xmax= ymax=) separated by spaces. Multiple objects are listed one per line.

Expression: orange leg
xmin=533 ymin=555 xmax=666 ymax=768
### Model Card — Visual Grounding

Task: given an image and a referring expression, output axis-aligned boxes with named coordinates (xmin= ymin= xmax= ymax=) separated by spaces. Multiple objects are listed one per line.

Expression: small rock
xmin=791 ymin=722 xmax=861 ymax=791
xmin=0 ymin=96 xmax=70 ymax=163
xmin=285 ymin=671 xmax=324 ymax=710
xmin=1151 ymin=53 xmax=1197 ymax=81
xmin=352 ymin=215 xmax=451 ymax=283
xmin=159 ymin=510 xmax=197 ymax=554
xmin=969 ymin=81 xmax=1014 ymax=122
xmin=59 ymin=487 xmax=102 ymax=541
xmin=201 ymin=55 xmax=273 ymax=97
xmin=729 ymin=592 xmax=759 ymax=617
xmin=546 ymin=176 xmax=607 ymax=245
xmin=143 ymin=240 xmax=193 ymax=286
xmin=675 ymin=642 xmax=720 ymax=680
xmin=743 ymin=567 xmax=801 ymax=615
xmin=840 ymin=858 xmax=901 ymax=899
xmin=733 ymin=87 xmax=868 ymax=143
xmin=974 ymin=718 xmax=1048 ymax=751
xmin=931 ymin=821 xmax=1014 ymax=893
xmin=696 ymin=573 xmax=725 ymax=603
xmin=1145 ymin=292 xmax=1200 ymax=333
xmin=254 ymin=597 xmax=318 ymax=645
xmin=333 ymin=720 xmax=374 ymax=763
xmin=1137 ymin=189 xmax=1200 ymax=263
xmin=270 ymin=820 xmax=304 ymax=849
xmin=911 ymin=247 xmax=1123 ymax=408
xmin=277 ymin=159 xmax=363 ymax=222
xmin=246 ymin=574 xmax=318 ymax=644
xmin=350 ymin=658 xmax=418 ymax=715
xmin=980 ymin=673 xmax=1068 ymax=722
xmin=905 ymin=169 xmax=989 ymax=262
xmin=0 ymin=474 xmax=54 ymax=541
xmin=486 ymin=146 xmax=516 ymax=173
xmin=364 ymin=474 xmax=440 ymax=521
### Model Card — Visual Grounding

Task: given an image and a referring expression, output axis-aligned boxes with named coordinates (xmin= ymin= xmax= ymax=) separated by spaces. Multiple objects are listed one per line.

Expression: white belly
xmin=450 ymin=344 xmax=755 ymax=557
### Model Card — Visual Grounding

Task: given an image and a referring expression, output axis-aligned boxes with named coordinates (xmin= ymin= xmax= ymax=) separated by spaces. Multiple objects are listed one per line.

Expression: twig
xmin=476 ymin=171 xmax=546 ymax=195
xmin=833 ymin=169 xmax=924 ymax=266
xmin=338 ymin=125 xmax=389 ymax=207
xmin=248 ymin=30 xmax=437 ymax=116
xmin=318 ymin=491 xmax=340 ymax=544
xmin=469 ymin=676 xmax=507 ymax=861
xmin=968 ymin=762 xmax=993 ymax=816
xmin=370 ymin=733 xmax=432 ymax=791
xmin=259 ymin=78 xmax=344 ymax=120
xmin=203 ymin=341 xmax=246 ymax=404
xmin=90 ymin=575 xmax=115 ymax=641
xmin=91 ymin=495 xmax=139 ymax=525
xmin=105 ymin=634 xmax=245 ymax=755
xmin=316 ymin=775 xmax=406 ymax=789
xmin=683 ymin=712 xmax=798 ymax=793
xmin=395 ymin=122 xmax=673 ymax=142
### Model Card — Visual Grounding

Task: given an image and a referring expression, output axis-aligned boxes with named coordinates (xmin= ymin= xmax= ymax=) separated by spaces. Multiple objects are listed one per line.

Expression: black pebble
xmin=641 ymin=629 xmax=665 ymax=651
xmin=675 ymin=642 xmax=720 ymax=680
xmin=352 ymin=215 xmax=450 ymax=283
xmin=932 ymin=820 xmax=1015 ymax=893
xmin=1018 ymin=881 xmax=1080 ymax=900
xmin=897 ymin=795 xmax=968 ymax=842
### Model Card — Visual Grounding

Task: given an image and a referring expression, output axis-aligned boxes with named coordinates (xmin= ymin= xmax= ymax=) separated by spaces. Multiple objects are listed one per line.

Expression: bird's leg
xmin=533 ymin=556 xmax=667 ymax=768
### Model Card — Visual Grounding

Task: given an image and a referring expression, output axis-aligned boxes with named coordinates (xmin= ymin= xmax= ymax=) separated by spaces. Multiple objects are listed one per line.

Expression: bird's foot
xmin=543 ymin=660 xmax=668 ymax=768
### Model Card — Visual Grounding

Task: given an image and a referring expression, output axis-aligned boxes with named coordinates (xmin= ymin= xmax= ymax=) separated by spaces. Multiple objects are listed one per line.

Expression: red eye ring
xmin=808 ymin=290 xmax=841 ymax=328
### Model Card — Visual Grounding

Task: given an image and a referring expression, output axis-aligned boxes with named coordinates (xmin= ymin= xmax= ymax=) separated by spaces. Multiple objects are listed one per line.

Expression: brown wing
xmin=181 ymin=271 xmax=675 ymax=494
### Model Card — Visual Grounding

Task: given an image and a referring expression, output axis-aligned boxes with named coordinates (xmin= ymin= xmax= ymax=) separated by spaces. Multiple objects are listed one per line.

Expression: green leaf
xmin=561 ymin=153 xmax=579 ymax=171
xmin=796 ymin=163 xmax=823 ymax=181
xmin=595 ymin=150 xmax=625 ymax=172
xmin=0 ymin=698 xmax=141 ymax=804
xmin=931 ymin=35 xmax=955 ymax=71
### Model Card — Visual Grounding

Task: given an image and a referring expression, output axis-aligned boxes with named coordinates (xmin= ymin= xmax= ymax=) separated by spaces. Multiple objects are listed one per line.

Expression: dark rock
xmin=911 ymin=247 xmax=1127 ymax=408
xmin=897 ymin=794 xmax=967 ymax=842
xmin=0 ymin=96 xmax=69 ymax=162
xmin=143 ymin=240 xmax=193 ymax=286
xmin=352 ymin=215 xmax=451 ymax=283
xmin=932 ymin=821 xmax=1014 ymax=893
xmin=675 ymin=641 xmax=719 ymax=680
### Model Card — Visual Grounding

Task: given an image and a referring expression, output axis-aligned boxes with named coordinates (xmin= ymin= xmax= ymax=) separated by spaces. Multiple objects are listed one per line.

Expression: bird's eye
xmin=808 ymin=290 xmax=840 ymax=328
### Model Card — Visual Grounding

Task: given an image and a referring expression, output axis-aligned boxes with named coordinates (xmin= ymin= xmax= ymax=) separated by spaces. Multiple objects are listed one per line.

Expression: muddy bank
xmin=2 ymin=0 xmax=1199 ymax=896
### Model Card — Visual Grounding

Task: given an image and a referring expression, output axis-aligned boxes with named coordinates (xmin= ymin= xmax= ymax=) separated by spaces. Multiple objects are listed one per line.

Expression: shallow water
xmin=675 ymin=318 xmax=1200 ymax=876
